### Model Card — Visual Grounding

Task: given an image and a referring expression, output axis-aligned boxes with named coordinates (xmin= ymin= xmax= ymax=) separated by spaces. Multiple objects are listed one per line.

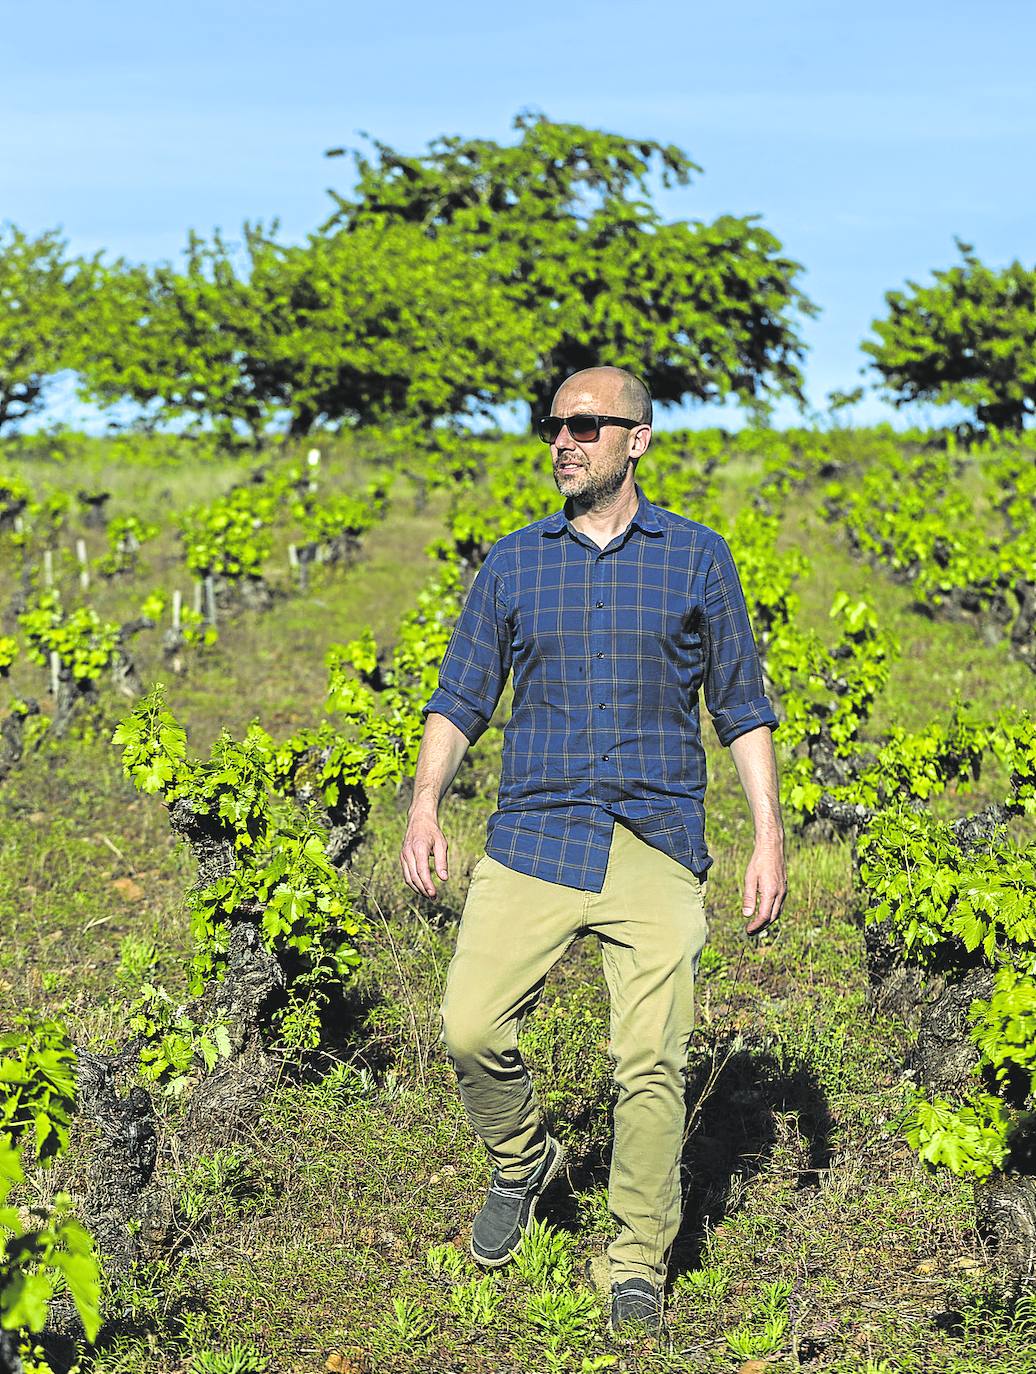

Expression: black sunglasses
xmin=535 ymin=413 xmax=642 ymax=444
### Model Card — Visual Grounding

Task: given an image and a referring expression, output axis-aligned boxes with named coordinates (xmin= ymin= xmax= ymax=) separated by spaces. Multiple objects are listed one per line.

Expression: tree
xmin=74 ymin=221 xmax=539 ymax=442
xmin=0 ymin=225 xmax=89 ymax=432
xmin=72 ymin=228 xmax=281 ymax=445
xmin=323 ymin=110 xmax=816 ymax=416
xmin=864 ymin=239 xmax=1036 ymax=432
xmin=252 ymin=221 xmax=540 ymax=433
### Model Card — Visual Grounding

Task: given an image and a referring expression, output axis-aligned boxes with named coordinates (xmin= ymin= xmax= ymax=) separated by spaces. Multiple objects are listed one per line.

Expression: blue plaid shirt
xmin=422 ymin=482 xmax=778 ymax=891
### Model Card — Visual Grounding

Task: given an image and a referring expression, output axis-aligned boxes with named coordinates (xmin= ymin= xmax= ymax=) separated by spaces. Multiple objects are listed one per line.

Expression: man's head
xmin=542 ymin=366 xmax=652 ymax=510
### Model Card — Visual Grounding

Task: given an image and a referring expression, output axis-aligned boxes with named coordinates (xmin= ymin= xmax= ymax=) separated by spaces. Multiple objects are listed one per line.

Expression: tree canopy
xmin=7 ymin=114 xmax=818 ymax=441
xmin=864 ymin=239 xmax=1036 ymax=432
xmin=0 ymin=225 xmax=90 ymax=432
xmin=325 ymin=111 xmax=817 ymax=416
xmin=72 ymin=222 xmax=539 ymax=443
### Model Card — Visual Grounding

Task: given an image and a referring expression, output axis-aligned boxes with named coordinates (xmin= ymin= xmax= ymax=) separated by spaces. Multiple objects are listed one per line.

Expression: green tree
xmin=324 ymin=110 xmax=816 ymax=415
xmin=75 ymin=220 xmax=538 ymax=441
xmin=864 ymin=239 xmax=1036 ymax=432
xmin=0 ymin=225 xmax=88 ymax=432
xmin=72 ymin=227 xmax=279 ymax=445
xmin=257 ymin=220 xmax=539 ymax=433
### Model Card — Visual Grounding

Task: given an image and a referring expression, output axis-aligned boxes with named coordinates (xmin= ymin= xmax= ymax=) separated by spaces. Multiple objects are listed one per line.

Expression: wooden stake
xmin=76 ymin=538 xmax=89 ymax=590
xmin=204 ymin=575 xmax=217 ymax=627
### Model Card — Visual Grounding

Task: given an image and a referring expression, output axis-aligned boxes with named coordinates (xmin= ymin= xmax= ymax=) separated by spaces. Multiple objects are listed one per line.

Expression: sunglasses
xmin=535 ymin=413 xmax=642 ymax=444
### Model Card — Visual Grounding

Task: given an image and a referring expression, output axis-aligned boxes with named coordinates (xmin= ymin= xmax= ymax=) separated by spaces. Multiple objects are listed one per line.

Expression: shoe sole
xmin=469 ymin=1138 xmax=567 ymax=1268
xmin=607 ymin=1313 xmax=664 ymax=1337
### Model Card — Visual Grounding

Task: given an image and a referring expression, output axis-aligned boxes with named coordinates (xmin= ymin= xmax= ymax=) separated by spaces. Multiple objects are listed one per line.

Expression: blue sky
xmin=5 ymin=0 xmax=1034 ymax=431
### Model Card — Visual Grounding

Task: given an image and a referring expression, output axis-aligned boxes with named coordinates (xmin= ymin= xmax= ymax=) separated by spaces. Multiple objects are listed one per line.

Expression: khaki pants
xmin=439 ymin=817 xmax=709 ymax=1287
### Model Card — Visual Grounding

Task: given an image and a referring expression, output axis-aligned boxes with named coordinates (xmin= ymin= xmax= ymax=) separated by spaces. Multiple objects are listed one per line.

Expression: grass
xmin=1 ymin=432 xmax=1033 ymax=1373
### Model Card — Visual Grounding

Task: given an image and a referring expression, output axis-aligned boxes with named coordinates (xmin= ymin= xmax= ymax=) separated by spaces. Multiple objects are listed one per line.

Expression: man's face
xmin=548 ymin=381 xmax=644 ymax=507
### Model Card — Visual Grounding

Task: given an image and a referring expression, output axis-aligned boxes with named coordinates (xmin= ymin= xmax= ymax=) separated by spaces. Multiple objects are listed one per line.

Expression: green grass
xmin=2 ymin=432 xmax=1034 ymax=1373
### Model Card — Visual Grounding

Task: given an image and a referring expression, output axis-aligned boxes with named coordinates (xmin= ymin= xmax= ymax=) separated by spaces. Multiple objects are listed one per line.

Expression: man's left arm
xmin=729 ymin=726 xmax=787 ymax=934
xmin=702 ymin=535 xmax=787 ymax=935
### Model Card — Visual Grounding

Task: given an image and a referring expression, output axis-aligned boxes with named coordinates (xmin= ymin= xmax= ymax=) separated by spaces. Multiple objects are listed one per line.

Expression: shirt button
xmin=596 ymin=651 xmax=604 ymax=658
xmin=595 ymin=600 xmax=604 ymax=608
xmin=598 ymin=703 xmax=606 ymax=709
xmin=602 ymin=754 xmax=610 ymax=761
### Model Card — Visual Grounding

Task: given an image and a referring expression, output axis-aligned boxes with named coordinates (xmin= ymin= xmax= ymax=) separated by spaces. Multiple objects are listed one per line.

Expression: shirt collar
xmin=540 ymin=481 xmax=665 ymax=539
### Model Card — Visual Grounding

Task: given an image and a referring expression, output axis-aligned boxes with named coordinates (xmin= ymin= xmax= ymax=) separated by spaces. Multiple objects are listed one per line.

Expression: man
xmin=400 ymin=365 xmax=786 ymax=1337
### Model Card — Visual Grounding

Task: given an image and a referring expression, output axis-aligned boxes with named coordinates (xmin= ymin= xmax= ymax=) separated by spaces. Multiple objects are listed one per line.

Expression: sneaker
xmin=469 ymin=1135 xmax=566 ymax=1267
xmin=609 ymin=1277 xmax=664 ymax=1336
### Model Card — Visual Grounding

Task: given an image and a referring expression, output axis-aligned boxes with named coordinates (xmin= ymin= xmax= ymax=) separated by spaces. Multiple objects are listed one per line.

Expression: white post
xmin=43 ymin=550 xmax=54 ymax=588
xmin=76 ymin=538 xmax=89 ymax=591
xmin=49 ymin=650 xmax=60 ymax=699
xmin=194 ymin=581 xmax=203 ymax=615
xmin=204 ymin=574 xmax=217 ymax=627
xmin=172 ymin=589 xmax=182 ymax=631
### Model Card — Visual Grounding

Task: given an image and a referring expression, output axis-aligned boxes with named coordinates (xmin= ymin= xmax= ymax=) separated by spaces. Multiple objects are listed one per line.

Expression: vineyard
xmin=1 ymin=424 xmax=1035 ymax=1374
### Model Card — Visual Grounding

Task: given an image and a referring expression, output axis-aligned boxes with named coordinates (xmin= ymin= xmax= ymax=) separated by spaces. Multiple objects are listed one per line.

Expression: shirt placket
xmin=586 ymin=538 xmax=617 ymax=790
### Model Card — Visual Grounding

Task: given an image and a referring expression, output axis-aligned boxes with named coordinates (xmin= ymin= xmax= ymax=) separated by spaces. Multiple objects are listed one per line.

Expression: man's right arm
xmin=400 ymin=554 xmax=512 ymax=898
xmin=400 ymin=712 xmax=471 ymax=898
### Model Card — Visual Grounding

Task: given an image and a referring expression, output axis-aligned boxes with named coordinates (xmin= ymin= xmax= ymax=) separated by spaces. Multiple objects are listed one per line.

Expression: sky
xmin=4 ymin=0 xmax=1035 ymax=432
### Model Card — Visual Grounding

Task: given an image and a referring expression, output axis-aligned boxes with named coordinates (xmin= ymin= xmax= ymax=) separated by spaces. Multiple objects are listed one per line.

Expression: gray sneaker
xmin=609 ymin=1277 xmax=664 ymax=1336
xmin=469 ymin=1135 xmax=566 ymax=1267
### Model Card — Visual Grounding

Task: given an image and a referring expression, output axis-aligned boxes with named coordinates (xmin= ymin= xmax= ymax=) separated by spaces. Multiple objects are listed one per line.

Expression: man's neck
xmin=567 ymin=481 xmax=640 ymax=548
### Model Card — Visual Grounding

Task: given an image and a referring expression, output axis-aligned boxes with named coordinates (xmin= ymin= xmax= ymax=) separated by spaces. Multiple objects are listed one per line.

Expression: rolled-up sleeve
xmin=422 ymin=555 xmax=512 ymax=745
xmin=702 ymin=536 xmax=779 ymax=747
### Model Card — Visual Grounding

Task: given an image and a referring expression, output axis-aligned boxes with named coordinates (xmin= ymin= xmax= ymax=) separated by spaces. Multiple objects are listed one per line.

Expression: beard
xmin=555 ymin=452 xmax=633 ymax=507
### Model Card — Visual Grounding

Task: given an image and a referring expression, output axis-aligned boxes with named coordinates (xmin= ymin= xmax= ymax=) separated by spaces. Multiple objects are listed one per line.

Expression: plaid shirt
xmin=422 ymin=481 xmax=778 ymax=891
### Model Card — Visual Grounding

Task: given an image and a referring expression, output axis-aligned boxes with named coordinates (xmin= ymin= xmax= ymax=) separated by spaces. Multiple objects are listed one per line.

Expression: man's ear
xmin=631 ymin=424 xmax=652 ymax=459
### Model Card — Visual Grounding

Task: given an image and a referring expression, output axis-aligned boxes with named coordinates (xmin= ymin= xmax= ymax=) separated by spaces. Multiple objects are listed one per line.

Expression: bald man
xmin=401 ymin=366 xmax=786 ymax=1336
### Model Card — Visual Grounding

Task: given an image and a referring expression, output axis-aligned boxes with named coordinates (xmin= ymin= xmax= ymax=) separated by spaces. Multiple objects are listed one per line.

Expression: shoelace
xmin=613 ymin=1281 xmax=662 ymax=1309
xmin=489 ymin=1176 xmax=533 ymax=1197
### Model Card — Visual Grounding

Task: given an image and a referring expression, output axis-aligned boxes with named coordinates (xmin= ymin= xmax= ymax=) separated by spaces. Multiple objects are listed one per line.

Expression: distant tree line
xmin=1 ymin=113 xmax=1034 ymax=444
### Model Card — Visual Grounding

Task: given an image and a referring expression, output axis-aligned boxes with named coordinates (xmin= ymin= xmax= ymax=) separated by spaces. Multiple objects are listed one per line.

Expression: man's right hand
xmin=400 ymin=809 xmax=449 ymax=898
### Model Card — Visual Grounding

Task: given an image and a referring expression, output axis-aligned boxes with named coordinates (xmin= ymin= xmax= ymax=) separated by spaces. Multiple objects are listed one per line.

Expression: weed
xmin=574 ymin=1185 xmax=612 ymax=1234
xmin=449 ymin=1273 xmax=502 ymax=1327
xmin=724 ymin=1314 xmax=787 ymax=1357
xmin=191 ymin=1343 xmax=269 ymax=1374
xmin=696 ymin=944 xmax=727 ymax=978
xmin=306 ymin=1060 xmax=377 ymax=1112
xmin=674 ymin=1264 xmax=730 ymax=1300
xmin=115 ymin=934 xmax=160 ymax=991
xmin=425 ymin=1241 xmax=469 ymax=1281
xmin=513 ymin=1218 xmax=577 ymax=1288
xmin=949 ymin=1280 xmax=1036 ymax=1344
xmin=526 ymin=1286 xmax=600 ymax=1345
xmin=175 ymin=1148 xmax=260 ymax=1225
xmin=377 ymin=1294 xmax=434 ymax=1354
xmin=275 ymin=987 xmax=328 ymax=1052
xmin=758 ymin=1275 xmax=794 ymax=1317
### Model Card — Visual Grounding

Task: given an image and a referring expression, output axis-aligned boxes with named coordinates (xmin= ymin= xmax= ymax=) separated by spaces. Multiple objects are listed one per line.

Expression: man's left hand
xmin=741 ymin=836 xmax=787 ymax=936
